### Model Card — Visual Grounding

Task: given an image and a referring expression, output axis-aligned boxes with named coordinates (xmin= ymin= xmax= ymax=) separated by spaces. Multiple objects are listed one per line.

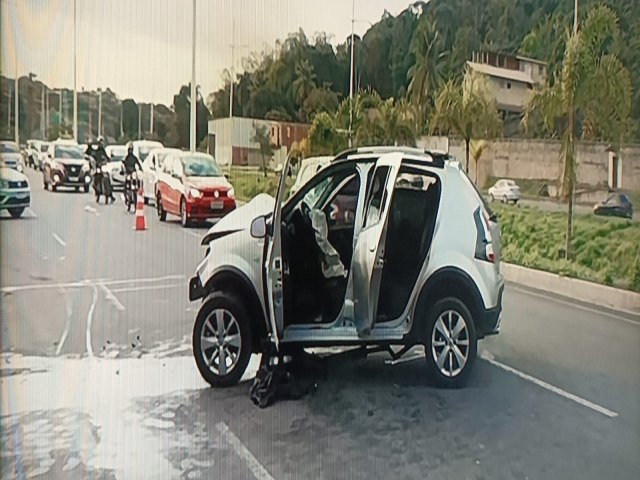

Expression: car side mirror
xmin=250 ymin=216 xmax=267 ymax=239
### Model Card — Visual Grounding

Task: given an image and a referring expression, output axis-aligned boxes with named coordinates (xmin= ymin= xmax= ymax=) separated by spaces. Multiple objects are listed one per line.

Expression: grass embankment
xmin=227 ymin=167 xmax=293 ymax=202
xmin=494 ymin=203 xmax=640 ymax=292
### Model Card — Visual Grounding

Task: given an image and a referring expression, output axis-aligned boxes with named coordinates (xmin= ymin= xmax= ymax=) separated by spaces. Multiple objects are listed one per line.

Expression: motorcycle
xmin=124 ymin=170 xmax=141 ymax=212
xmin=92 ymin=159 xmax=114 ymax=204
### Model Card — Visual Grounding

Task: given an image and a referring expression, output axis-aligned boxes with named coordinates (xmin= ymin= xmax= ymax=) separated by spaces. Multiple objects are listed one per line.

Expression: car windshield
xmin=181 ymin=155 xmax=221 ymax=177
xmin=0 ymin=143 xmax=19 ymax=153
xmin=505 ymin=180 xmax=516 ymax=186
xmin=138 ymin=147 xmax=152 ymax=160
xmin=55 ymin=145 xmax=84 ymax=159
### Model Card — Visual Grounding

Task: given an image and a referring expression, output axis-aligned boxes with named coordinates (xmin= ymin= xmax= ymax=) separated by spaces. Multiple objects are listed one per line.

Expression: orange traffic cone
xmin=134 ymin=186 xmax=146 ymax=231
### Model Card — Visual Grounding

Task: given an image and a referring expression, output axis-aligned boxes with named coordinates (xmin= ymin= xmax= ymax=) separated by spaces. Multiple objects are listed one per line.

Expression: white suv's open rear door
xmin=264 ymin=153 xmax=294 ymax=347
xmin=351 ymin=152 xmax=402 ymax=336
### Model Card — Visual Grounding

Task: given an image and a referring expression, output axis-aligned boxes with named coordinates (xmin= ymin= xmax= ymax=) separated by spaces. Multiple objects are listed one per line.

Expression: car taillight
xmin=474 ymin=208 xmax=494 ymax=263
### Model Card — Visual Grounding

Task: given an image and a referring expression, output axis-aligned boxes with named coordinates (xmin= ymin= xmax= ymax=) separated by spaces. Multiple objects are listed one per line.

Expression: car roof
xmin=332 ymin=146 xmax=447 ymax=168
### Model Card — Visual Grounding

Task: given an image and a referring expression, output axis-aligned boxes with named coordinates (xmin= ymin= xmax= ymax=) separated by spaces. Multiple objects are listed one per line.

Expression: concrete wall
xmin=419 ymin=136 xmax=640 ymax=193
xmin=487 ymin=77 xmax=531 ymax=112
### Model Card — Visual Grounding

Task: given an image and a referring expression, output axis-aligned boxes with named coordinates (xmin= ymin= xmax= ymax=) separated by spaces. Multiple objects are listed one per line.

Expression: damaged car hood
xmin=201 ymin=193 xmax=275 ymax=244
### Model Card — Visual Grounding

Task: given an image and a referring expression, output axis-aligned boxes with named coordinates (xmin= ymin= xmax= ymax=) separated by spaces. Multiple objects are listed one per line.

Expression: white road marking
xmin=120 ymin=193 xmax=125 ymax=202
xmin=59 ymin=256 xmax=66 ymax=261
xmin=84 ymin=205 xmax=97 ymax=214
xmin=99 ymin=283 xmax=126 ymax=311
xmin=386 ymin=353 xmax=423 ymax=365
xmin=55 ymin=286 xmax=73 ymax=356
xmin=85 ymin=285 xmax=98 ymax=357
xmin=480 ymin=351 xmax=618 ymax=418
xmin=25 ymin=207 xmax=37 ymax=218
xmin=110 ymin=283 xmax=183 ymax=294
xmin=510 ymin=285 xmax=640 ymax=325
xmin=1 ymin=274 xmax=186 ymax=293
xmin=52 ymin=233 xmax=66 ymax=247
xmin=216 ymin=422 xmax=275 ymax=480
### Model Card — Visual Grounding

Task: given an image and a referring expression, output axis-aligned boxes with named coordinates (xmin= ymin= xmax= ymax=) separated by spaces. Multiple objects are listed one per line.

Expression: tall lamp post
xmin=189 ymin=0 xmax=197 ymax=152
xmin=73 ymin=0 xmax=78 ymax=142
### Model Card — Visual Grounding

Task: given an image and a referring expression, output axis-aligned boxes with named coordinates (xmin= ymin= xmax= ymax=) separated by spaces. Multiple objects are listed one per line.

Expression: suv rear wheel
xmin=193 ymin=292 xmax=253 ymax=388
xmin=424 ymin=297 xmax=477 ymax=388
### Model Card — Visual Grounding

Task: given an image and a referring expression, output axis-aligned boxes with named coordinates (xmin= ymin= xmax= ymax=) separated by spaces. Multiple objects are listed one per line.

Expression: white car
xmin=43 ymin=140 xmax=92 ymax=192
xmin=104 ymin=145 xmax=128 ymax=190
xmin=140 ymin=147 xmax=181 ymax=204
xmin=25 ymin=139 xmax=49 ymax=170
xmin=131 ymin=140 xmax=163 ymax=164
xmin=0 ymin=141 xmax=25 ymax=173
xmin=488 ymin=179 xmax=520 ymax=203
xmin=0 ymin=166 xmax=30 ymax=218
xmin=289 ymin=156 xmax=332 ymax=197
xmin=189 ymin=146 xmax=504 ymax=389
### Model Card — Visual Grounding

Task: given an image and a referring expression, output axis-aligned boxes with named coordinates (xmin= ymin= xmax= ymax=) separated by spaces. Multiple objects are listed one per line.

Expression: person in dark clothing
xmin=122 ymin=142 xmax=143 ymax=201
xmin=88 ymin=136 xmax=115 ymax=203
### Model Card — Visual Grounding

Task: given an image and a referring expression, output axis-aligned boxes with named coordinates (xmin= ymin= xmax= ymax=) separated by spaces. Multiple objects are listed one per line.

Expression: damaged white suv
xmin=189 ymin=147 xmax=504 ymax=388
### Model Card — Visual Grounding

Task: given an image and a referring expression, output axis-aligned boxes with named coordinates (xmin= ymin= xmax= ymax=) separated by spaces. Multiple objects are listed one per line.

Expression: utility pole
xmin=7 ymin=85 xmax=11 ymax=133
xmin=14 ymin=24 xmax=19 ymax=145
xmin=348 ymin=0 xmax=355 ymax=148
xmin=73 ymin=0 xmax=78 ymax=142
xmin=120 ymin=102 xmax=124 ymax=138
xmin=150 ymin=103 xmax=154 ymax=135
xmin=97 ymin=88 xmax=102 ymax=137
xmin=59 ymin=90 xmax=63 ymax=128
xmin=229 ymin=23 xmax=249 ymax=120
xmin=138 ymin=104 xmax=142 ymax=140
xmin=190 ymin=0 xmax=197 ymax=152
xmin=574 ymin=0 xmax=579 ymax=34
xmin=41 ymin=85 xmax=46 ymax=138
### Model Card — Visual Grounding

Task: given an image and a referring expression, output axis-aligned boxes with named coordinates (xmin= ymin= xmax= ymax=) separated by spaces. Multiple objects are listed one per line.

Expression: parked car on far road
xmin=488 ymin=179 xmax=520 ymax=204
xmin=156 ymin=151 xmax=236 ymax=227
xmin=593 ymin=193 xmax=633 ymax=219
xmin=0 ymin=166 xmax=30 ymax=218
xmin=131 ymin=140 xmax=164 ymax=163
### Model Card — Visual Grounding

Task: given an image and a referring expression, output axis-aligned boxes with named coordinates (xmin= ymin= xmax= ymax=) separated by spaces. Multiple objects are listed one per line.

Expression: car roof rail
xmin=333 ymin=146 xmax=448 ymax=168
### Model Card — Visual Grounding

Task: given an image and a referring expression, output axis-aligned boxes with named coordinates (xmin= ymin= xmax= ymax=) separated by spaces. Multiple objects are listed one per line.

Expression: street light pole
xmin=150 ymin=103 xmax=154 ymax=135
xmin=73 ymin=0 xmax=78 ymax=142
xmin=348 ymin=0 xmax=355 ymax=148
xmin=190 ymin=0 xmax=197 ymax=152
xmin=98 ymin=88 xmax=102 ymax=137
xmin=14 ymin=21 xmax=19 ymax=145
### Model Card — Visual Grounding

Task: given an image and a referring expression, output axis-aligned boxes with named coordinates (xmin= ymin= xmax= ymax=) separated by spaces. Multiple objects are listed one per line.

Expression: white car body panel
xmin=0 ymin=167 xmax=30 ymax=210
xmin=488 ymin=179 xmax=520 ymax=201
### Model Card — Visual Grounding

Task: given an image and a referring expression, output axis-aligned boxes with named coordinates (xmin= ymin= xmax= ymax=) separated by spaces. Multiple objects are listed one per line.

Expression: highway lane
xmin=1 ymin=166 xmax=639 ymax=479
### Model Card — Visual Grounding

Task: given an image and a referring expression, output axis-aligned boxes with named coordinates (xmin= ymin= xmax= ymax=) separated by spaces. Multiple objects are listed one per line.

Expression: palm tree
xmin=292 ymin=59 xmax=317 ymax=105
xmin=406 ymin=17 xmax=448 ymax=130
xmin=523 ymin=5 xmax=632 ymax=259
xmin=430 ymin=70 xmax=502 ymax=173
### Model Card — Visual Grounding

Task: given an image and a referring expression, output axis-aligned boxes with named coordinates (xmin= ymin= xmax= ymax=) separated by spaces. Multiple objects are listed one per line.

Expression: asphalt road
xmin=1 ymin=168 xmax=639 ymax=479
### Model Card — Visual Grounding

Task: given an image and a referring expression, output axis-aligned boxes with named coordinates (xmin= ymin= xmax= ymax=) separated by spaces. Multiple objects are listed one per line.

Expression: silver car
xmin=189 ymin=147 xmax=504 ymax=388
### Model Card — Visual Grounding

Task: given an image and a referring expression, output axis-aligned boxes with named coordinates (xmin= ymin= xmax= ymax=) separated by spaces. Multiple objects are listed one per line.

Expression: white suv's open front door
xmin=265 ymin=154 xmax=294 ymax=347
xmin=351 ymin=153 xmax=402 ymax=336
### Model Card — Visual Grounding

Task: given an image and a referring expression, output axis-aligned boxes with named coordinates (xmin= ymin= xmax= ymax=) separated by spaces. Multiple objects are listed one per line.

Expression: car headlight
xmin=189 ymin=187 xmax=202 ymax=198
xmin=227 ymin=186 xmax=235 ymax=199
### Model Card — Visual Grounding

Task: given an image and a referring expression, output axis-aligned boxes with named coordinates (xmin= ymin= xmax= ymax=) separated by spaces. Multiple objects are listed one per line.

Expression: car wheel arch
xmin=410 ymin=266 xmax=484 ymax=341
xmin=201 ymin=269 xmax=268 ymax=353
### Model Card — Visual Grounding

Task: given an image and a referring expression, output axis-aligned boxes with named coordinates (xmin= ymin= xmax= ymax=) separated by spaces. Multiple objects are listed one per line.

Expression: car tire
xmin=424 ymin=297 xmax=477 ymax=389
xmin=44 ymin=181 xmax=48 ymax=190
xmin=144 ymin=197 xmax=149 ymax=206
xmin=8 ymin=207 xmax=25 ymax=218
xmin=84 ymin=185 xmax=89 ymax=193
xmin=52 ymin=185 xmax=57 ymax=192
xmin=180 ymin=198 xmax=190 ymax=228
xmin=192 ymin=291 xmax=253 ymax=388
xmin=75 ymin=186 xmax=80 ymax=192
xmin=157 ymin=195 xmax=167 ymax=221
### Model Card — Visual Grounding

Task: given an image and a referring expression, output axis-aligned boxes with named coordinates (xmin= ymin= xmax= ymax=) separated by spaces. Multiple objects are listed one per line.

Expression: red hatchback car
xmin=156 ymin=152 xmax=235 ymax=227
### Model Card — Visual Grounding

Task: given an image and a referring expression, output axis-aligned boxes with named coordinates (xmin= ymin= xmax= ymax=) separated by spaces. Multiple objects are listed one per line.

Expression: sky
xmin=1 ymin=0 xmax=415 ymax=105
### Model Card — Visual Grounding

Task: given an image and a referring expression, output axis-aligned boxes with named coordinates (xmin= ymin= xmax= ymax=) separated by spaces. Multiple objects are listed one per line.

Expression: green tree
xmin=308 ymin=112 xmax=347 ymax=155
xmin=523 ymin=5 xmax=632 ymax=259
xmin=430 ymin=70 xmax=503 ymax=172
xmin=407 ymin=17 xmax=448 ymax=131
xmin=292 ymin=59 xmax=317 ymax=105
xmin=251 ymin=124 xmax=274 ymax=177
xmin=173 ymin=84 xmax=210 ymax=149
xmin=301 ymin=86 xmax=339 ymax=122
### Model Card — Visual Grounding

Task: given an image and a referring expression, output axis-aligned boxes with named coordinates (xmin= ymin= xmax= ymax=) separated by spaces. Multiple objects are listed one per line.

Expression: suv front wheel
xmin=193 ymin=292 xmax=253 ymax=388
xmin=424 ymin=297 xmax=477 ymax=388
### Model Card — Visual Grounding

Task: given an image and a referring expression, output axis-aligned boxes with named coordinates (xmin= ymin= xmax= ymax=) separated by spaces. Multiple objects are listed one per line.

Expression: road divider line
xmin=110 ymin=283 xmax=183 ymax=294
xmin=480 ymin=351 xmax=618 ymax=418
xmin=216 ymin=422 xmax=275 ymax=480
xmin=1 ymin=274 xmax=185 ymax=293
xmin=85 ymin=285 xmax=98 ymax=357
xmin=55 ymin=286 xmax=73 ymax=356
xmin=99 ymin=283 xmax=126 ymax=311
xmin=52 ymin=233 xmax=66 ymax=247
